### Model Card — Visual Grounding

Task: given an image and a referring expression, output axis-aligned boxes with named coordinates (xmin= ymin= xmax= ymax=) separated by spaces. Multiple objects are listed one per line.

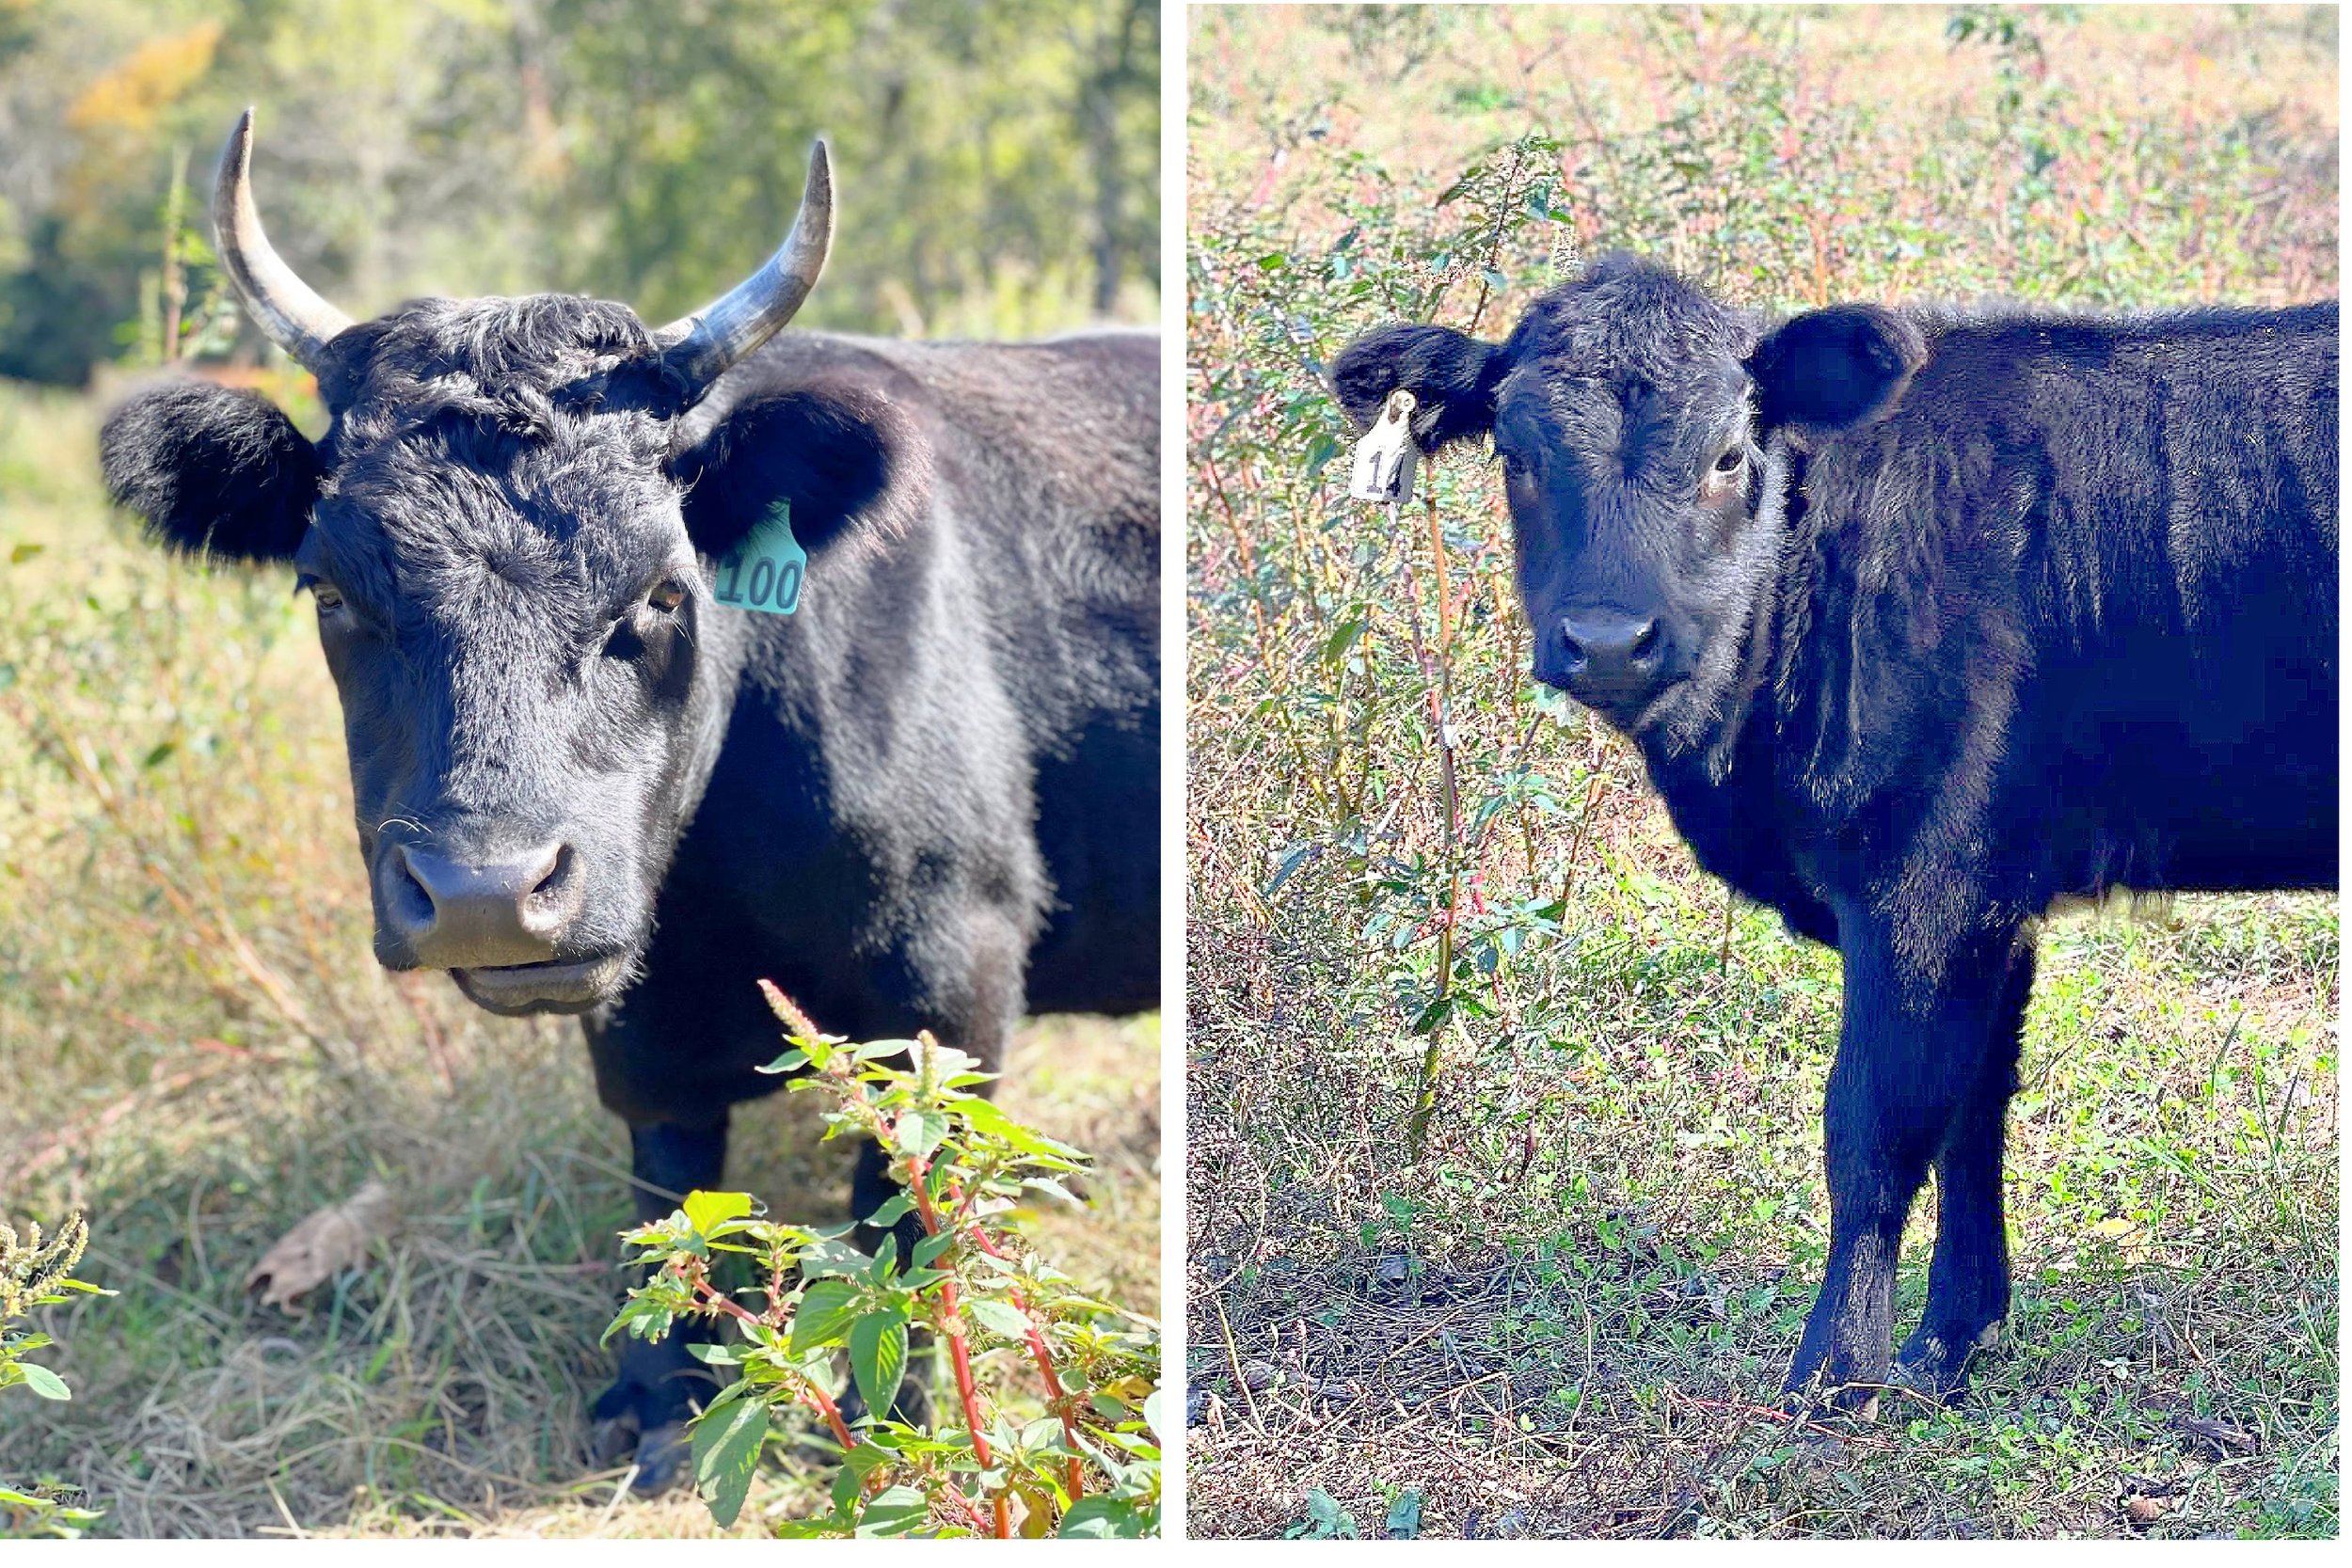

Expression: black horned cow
xmin=1334 ymin=253 xmax=2335 ymax=1409
xmin=101 ymin=112 xmax=1159 ymax=1481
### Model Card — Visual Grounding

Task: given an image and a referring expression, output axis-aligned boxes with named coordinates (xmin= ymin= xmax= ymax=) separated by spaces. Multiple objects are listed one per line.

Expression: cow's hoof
xmin=590 ymin=1406 xmax=694 ymax=1495
xmin=629 ymin=1422 xmax=693 ymax=1494
xmin=590 ymin=1355 xmax=709 ymax=1493
xmin=1893 ymin=1322 xmax=1994 ymax=1403
xmin=1780 ymin=1375 xmax=1881 ymax=1423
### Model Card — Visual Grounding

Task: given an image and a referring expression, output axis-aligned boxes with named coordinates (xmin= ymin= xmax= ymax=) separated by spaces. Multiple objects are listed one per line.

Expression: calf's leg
xmin=590 ymin=1116 xmax=730 ymax=1488
xmin=1785 ymin=916 xmax=2022 ymax=1412
xmin=1896 ymin=937 xmax=2032 ymax=1399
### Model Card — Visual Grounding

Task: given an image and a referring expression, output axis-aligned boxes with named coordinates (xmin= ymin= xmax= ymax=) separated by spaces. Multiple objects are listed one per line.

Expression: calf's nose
xmin=1558 ymin=610 xmax=1675 ymax=705
xmin=385 ymin=840 xmax=579 ymax=968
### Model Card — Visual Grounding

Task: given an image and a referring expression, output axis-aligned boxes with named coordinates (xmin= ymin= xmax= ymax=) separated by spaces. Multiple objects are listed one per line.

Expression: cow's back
xmin=1780 ymin=302 xmax=2337 ymax=907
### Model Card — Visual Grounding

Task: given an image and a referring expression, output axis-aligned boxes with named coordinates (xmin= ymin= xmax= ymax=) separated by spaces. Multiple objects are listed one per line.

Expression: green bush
xmin=1 ymin=1212 xmax=109 ymax=1537
xmin=608 ymin=983 xmax=1161 ymax=1539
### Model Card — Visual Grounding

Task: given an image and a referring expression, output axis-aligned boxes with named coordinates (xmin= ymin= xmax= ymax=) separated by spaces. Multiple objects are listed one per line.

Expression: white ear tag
xmin=1348 ymin=388 xmax=1419 ymax=505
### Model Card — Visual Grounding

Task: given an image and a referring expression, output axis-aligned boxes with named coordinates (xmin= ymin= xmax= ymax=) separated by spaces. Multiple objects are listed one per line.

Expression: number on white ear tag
xmin=1349 ymin=388 xmax=1419 ymax=505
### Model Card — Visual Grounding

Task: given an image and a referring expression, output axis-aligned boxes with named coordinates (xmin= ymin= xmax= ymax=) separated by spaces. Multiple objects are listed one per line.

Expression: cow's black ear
xmin=1745 ymin=305 xmax=1928 ymax=438
xmin=672 ymin=381 xmax=930 ymax=562
xmin=1330 ymin=324 xmax=1505 ymax=452
xmin=99 ymin=381 xmax=321 ymax=563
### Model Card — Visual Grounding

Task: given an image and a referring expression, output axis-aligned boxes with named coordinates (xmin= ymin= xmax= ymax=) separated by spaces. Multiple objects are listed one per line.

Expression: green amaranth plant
xmin=607 ymin=983 xmax=1161 ymax=1538
xmin=1 ymin=1213 xmax=109 ymax=1536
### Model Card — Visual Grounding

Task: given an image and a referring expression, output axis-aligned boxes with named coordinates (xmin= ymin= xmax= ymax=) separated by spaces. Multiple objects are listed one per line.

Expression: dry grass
xmin=0 ymin=384 xmax=1158 ymax=1538
xmin=1184 ymin=3 xmax=2337 ymax=1541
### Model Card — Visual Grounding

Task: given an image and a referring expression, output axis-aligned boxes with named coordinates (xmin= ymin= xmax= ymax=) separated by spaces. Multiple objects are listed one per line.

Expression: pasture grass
xmin=0 ymin=384 xmax=1159 ymax=1537
xmin=1184 ymin=3 xmax=2337 ymax=1540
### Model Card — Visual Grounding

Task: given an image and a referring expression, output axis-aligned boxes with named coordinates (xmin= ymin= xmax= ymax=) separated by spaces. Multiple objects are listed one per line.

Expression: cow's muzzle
xmin=379 ymin=839 xmax=583 ymax=970
xmin=1546 ymin=607 xmax=1695 ymax=726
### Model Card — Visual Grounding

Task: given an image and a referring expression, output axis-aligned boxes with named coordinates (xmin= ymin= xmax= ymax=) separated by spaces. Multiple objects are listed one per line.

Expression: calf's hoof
xmin=1779 ymin=1378 xmax=1881 ymax=1424
xmin=1893 ymin=1320 xmax=1997 ymax=1404
xmin=588 ymin=1399 xmax=695 ymax=1495
xmin=589 ymin=1357 xmax=710 ymax=1493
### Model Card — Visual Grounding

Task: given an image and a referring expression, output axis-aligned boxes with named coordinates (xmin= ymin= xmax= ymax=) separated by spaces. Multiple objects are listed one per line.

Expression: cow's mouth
xmin=451 ymin=952 xmax=632 ymax=1015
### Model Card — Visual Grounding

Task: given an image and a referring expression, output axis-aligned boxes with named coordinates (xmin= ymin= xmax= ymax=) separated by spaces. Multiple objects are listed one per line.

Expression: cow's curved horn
xmin=214 ymin=108 xmax=353 ymax=369
xmin=653 ymin=139 xmax=833 ymax=398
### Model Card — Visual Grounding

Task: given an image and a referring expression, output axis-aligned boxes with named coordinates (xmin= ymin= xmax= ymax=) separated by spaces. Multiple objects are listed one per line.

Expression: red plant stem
xmin=683 ymin=1267 xmax=858 ymax=1449
xmin=908 ymin=1158 xmax=1012 ymax=1540
xmin=942 ymin=1485 xmax=993 ymax=1535
xmin=946 ymin=1180 xmax=1086 ymax=1500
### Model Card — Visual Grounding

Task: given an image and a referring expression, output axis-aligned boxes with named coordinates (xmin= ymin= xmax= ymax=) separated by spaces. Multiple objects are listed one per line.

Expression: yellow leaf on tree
xmin=64 ymin=23 xmax=226 ymax=137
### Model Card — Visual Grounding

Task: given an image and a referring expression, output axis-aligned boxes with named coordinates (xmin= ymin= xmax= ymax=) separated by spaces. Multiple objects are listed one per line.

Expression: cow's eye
xmin=1712 ymin=447 xmax=1745 ymax=475
xmin=303 ymin=577 xmax=345 ymax=612
xmin=647 ymin=578 xmax=689 ymax=613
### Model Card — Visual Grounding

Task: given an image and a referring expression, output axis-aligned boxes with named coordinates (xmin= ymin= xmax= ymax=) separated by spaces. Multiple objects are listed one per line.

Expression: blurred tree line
xmin=0 ymin=0 xmax=1158 ymax=385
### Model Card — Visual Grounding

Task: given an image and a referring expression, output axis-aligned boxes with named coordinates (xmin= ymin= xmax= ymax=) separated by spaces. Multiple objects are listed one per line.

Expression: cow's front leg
xmin=1786 ymin=916 xmax=2015 ymax=1414
xmin=591 ymin=1116 xmax=729 ymax=1489
xmin=1896 ymin=936 xmax=2033 ymax=1400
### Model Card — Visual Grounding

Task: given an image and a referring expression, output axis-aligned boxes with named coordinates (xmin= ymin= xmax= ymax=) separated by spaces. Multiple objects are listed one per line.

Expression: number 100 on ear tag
xmin=712 ymin=500 xmax=805 ymax=615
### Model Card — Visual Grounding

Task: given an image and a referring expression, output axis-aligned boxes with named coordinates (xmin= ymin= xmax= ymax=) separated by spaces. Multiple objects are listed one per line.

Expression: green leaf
xmin=1022 ymin=1176 xmax=1084 ymax=1208
xmin=18 ymin=1364 xmax=71 ymax=1401
xmin=865 ymin=1190 xmax=915 ymax=1229
xmin=797 ymin=1236 xmax=876 ymax=1279
xmin=1058 ymin=1497 xmax=1145 ymax=1538
xmin=893 ymin=1109 xmax=948 ymax=1159
xmin=831 ymin=1438 xmax=896 ymax=1513
xmin=1141 ymin=1386 xmax=1164 ymax=1440
xmin=8 ymin=542 xmax=43 ymax=564
xmin=855 ymin=1483 xmax=931 ymax=1537
xmin=691 ymin=1392 xmax=767 ymax=1527
xmin=757 ymin=1048 xmax=810 ymax=1074
xmin=790 ymin=1279 xmax=865 ymax=1352
xmin=912 ymin=1230 xmax=956 ymax=1270
xmin=848 ymin=1309 xmax=911 ymax=1417
xmin=682 ymin=1190 xmax=754 ymax=1234
xmin=963 ymin=1297 xmax=1032 ymax=1339
xmin=1385 ymin=1488 xmax=1423 ymax=1539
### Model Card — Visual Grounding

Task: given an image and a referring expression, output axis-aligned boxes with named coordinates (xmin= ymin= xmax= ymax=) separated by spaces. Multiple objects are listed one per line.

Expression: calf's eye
xmin=647 ymin=578 xmax=689 ymax=612
xmin=306 ymin=578 xmax=344 ymax=611
xmin=1712 ymin=447 xmax=1745 ymax=475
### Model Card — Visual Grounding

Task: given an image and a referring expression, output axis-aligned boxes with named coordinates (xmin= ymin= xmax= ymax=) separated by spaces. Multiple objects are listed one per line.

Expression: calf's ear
xmin=1745 ymin=305 xmax=1927 ymax=440
xmin=672 ymin=382 xmax=930 ymax=562
xmin=1330 ymin=324 xmax=1505 ymax=452
xmin=99 ymin=382 xmax=320 ymax=563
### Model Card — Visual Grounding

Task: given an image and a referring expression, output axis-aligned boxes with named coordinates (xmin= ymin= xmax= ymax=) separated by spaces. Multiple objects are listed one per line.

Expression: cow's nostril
xmin=1559 ymin=626 xmax=1589 ymax=672
xmin=532 ymin=844 xmax=575 ymax=903
xmin=1630 ymin=619 xmax=1661 ymax=664
xmin=392 ymin=844 xmax=435 ymax=912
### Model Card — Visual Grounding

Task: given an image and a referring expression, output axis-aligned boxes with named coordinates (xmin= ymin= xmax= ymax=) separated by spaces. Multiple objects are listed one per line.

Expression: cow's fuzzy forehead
xmin=1494 ymin=256 xmax=1757 ymax=467
xmin=307 ymin=295 xmax=690 ymax=633
xmin=1502 ymin=255 xmax=1757 ymax=386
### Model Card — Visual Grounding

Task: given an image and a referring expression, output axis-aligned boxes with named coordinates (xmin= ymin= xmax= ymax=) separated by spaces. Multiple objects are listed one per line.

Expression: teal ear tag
xmin=711 ymin=500 xmax=805 ymax=615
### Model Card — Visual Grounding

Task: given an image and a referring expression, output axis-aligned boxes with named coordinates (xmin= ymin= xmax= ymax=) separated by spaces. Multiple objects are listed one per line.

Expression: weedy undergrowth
xmin=607 ymin=983 xmax=1161 ymax=1539
xmin=1 ymin=1213 xmax=110 ymax=1537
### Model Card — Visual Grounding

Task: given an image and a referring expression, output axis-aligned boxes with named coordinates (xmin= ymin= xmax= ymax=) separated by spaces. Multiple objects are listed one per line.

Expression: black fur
xmin=99 ymin=381 xmax=321 ymax=562
xmin=1336 ymin=253 xmax=2338 ymax=1407
xmin=101 ymin=297 xmax=1160 ymax=1484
